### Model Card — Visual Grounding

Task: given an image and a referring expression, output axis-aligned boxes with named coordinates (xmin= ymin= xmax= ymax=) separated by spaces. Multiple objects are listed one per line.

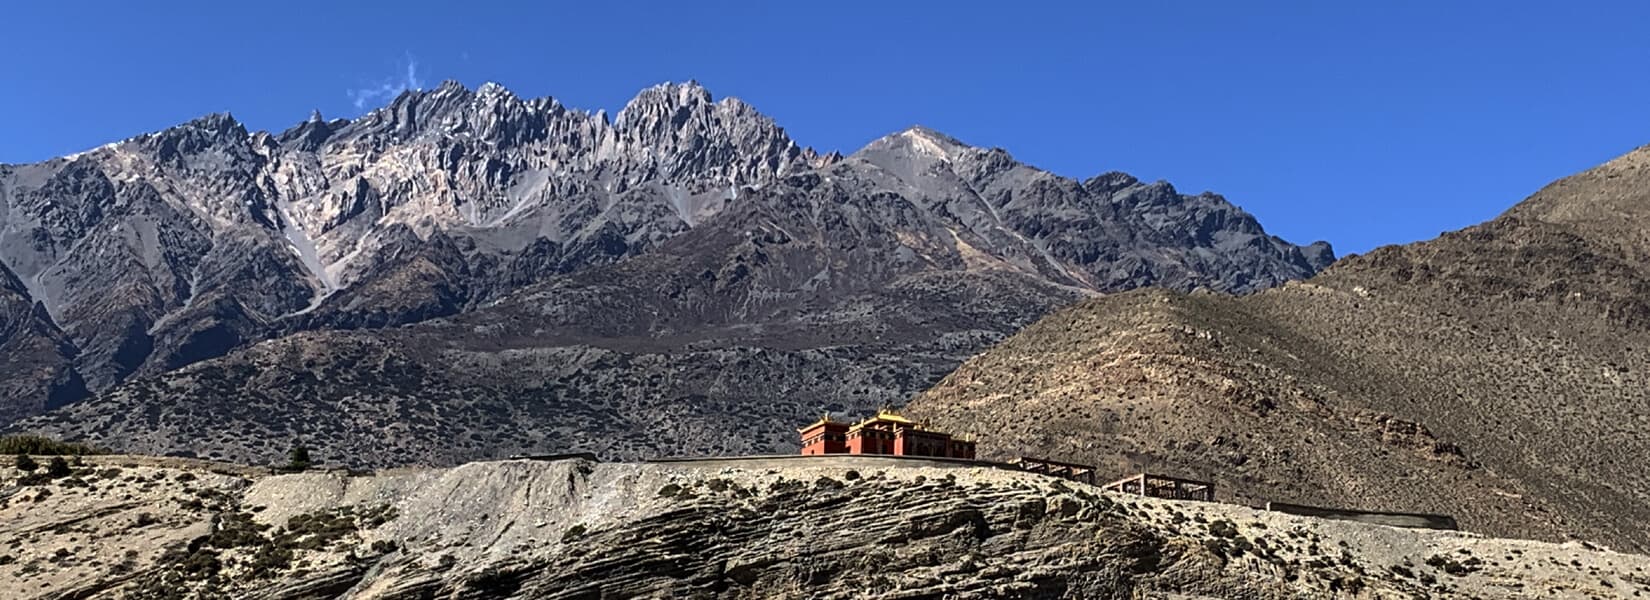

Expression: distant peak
xmin=898 ymin=126 xmax=968 ymax=156
xmin=657 ymin=78 xmax=706 ymax=91
xmin=900 ymin=125 xmax=962 ymax=144
xmin=629 ymin=80 xmax=715 ymax=106
xmin=172 ymin=112 xmax=247 ymax=139
xmin=855 ymin=125 xmax=974 ymax=160
xmin=190 ymin=111 xmax=241 ymax=127
xmin=614 ymin=80 xmax=732 ymax=131
xmin=308 ymin=109 xmax=324 ymax=123
xmin=1082 ymin=171 xmax=1141 ymax=195
xmin=132 ymin=111 xmax=250 ymax=160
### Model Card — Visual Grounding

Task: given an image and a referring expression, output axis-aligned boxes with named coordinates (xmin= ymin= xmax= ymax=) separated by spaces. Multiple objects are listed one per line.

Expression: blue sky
xmin=3 ymin=1 xmax=1648 ymax=254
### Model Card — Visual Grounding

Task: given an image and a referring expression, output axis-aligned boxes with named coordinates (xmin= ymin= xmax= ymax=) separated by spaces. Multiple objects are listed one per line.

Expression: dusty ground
xmin=2 ymin=454 xmax=1647 ymax=599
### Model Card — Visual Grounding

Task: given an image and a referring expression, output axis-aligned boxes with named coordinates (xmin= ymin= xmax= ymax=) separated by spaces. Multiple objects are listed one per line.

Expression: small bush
xmin=45 ymin=456 xmax=72 ymax=478
xmin=657 ymin=483 xmax=682 ymax=498
xmin=1207 ymin=519 xmax=1239 ymax=539
xmin=15 ymin=454 xmax=38 ymax=473
xmin=1425 ymin=553 xmax=1483 ymax=576
xmin=206 ymin=512 xmax=269 ymax=549
xmin=247 ymin=544 xmax=293 ymax=576
xmin=281 ymin=509 xmax=357 ymax=546
xmin=1203 ymin=538 xmax=1231 ymax=560
xmin=176 ymin=549 xmax=222 ymax=577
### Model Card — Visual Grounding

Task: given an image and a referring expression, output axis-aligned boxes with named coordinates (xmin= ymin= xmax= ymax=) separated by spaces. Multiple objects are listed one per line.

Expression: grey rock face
xmin=847 ymin=127 xmax=1330 ymax=293
xmin=2 ymin=81 xmax=1331 ymax=459
xmin=0 ymin=262 xmax=83 ymax=422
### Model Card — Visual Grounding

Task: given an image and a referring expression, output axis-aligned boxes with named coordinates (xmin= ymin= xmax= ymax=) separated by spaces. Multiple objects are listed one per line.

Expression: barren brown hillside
xmin=907 ymin=144 xmax=1650 ymax=552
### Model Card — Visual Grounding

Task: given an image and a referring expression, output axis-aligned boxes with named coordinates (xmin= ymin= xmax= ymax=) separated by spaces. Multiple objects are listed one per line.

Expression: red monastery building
xmin=798 ymin=409 xmax=976 ymax=459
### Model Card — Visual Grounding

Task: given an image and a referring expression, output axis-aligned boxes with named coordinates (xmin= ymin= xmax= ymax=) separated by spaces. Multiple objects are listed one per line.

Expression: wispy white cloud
xmin=348 ymin=55 xmax=425 ymax=111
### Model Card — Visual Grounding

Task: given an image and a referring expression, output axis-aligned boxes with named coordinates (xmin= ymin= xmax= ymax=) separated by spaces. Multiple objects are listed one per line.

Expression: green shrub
xmin=286 ymin=445 xmax=313 ymax=471
xmin=14 ymin=454 xmax=38 ymax=472
xmin=0 ymin=434 xmax=104 ymax=456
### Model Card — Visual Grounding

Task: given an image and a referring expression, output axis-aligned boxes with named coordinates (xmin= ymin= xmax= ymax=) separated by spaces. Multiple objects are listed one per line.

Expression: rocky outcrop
xmin=3 ymin=456 xmax=1644 ymax=599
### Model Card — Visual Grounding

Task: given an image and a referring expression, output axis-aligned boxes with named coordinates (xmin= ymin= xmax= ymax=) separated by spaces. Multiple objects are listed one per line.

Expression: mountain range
xmin=0 ymin=81 xmax=1331 ymax=465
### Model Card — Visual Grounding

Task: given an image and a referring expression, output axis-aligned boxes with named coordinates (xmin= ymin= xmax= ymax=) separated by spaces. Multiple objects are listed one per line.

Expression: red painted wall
xmin=801 ymin=423 xmax=849 ymax=455
xmin=801 ymin=417 xmax=975 ymax=459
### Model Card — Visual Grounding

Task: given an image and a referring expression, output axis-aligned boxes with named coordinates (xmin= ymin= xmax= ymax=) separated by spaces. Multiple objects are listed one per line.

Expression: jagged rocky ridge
xmin=1 ymin=81 xmax=1330 ymax=463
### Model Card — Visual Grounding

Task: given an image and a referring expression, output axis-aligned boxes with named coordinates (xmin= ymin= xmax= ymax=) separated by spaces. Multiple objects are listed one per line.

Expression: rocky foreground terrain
xmin=3 ymin=81 xmax=1330 ymax=464
xmin=4 ymin=454 xmax=1647 ymax=599
xmin=907 ymin=144 xmax=1650 ymax=553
